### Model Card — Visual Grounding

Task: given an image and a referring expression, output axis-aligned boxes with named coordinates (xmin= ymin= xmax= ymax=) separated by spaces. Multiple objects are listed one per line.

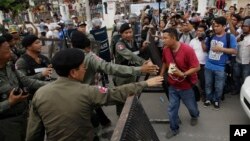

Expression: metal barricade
xmin=111 ymin=96 xmax=160 ymax=141
xmin=39 ymin=37 xmax=69 ymax=60
xmin=142 ymin=29 xmax=169 ymax=99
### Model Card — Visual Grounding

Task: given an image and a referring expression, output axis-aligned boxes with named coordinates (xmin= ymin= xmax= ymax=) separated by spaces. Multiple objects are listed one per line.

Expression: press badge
xmin=34 ymin=68 xmax=46 ymax=73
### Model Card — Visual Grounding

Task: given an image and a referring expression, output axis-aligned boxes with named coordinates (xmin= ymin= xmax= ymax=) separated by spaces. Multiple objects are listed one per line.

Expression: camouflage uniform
xmin=26 ymin=77 xmax=148 ymax=141
xmin=113 ymin=39 xmax=145 ymax=85
xmin=0 ymin=62 xmax=47 ymax=141
xmin=113 ymin=39 xmax=146 ymax=115
xmin=15 ymin=54 xmax=51 ymax=95
xmin=82 ymin=51 xmax=142 ymax=84
xmin=86 ymin=33 xmax=100 ymax=56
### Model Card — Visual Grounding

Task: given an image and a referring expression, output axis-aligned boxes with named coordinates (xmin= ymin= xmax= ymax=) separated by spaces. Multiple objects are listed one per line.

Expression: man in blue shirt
xmin=204 ymin=16 xmax=237 ymax=109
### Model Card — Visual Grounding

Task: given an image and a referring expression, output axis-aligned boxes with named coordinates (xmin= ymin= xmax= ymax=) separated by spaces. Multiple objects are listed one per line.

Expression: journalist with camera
xmin=189 ymin=25 xmax=208 ymax=100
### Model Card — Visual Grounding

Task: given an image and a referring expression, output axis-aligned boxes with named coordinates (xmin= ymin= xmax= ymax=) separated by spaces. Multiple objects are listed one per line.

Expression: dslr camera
xmin=198 ymin=33 xmax=207 ymax=41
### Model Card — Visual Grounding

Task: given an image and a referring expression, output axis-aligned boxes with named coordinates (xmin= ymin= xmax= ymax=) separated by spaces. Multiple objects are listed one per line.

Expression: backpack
xmin=207 ymin=33 xmax=231 ymax=52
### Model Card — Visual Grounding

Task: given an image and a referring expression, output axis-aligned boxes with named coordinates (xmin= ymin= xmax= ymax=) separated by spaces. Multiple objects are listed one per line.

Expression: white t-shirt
xmin=227 ymin=26 xmax=243 ymax=39
xmin=236 ymin=34 xmax=250 ymax=64
xmin=46 ymin=30 xmax=56 ymax=46
xmin=189 ymin=37 xmax=208 ymax=65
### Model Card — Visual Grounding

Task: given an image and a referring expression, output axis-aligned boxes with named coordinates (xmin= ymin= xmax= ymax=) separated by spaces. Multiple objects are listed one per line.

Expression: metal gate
xmin=111 ymin=96 xmax=160 ymax=141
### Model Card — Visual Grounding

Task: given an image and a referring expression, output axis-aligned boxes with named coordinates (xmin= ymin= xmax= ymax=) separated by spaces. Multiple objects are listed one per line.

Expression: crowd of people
xmin=0 ymin=2 xmax=250 ymax=141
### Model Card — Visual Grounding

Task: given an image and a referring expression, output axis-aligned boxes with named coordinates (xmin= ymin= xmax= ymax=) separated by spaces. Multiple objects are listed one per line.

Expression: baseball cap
xmin=9 ymin=25 xmax=18 ymax=34
xmin=243 ymin=19 xmax=250 ymax=26
xmin=71 ymin=15 xmax=77 ymax=19
xmin=77 ymin=21 xmax=87 ymax=27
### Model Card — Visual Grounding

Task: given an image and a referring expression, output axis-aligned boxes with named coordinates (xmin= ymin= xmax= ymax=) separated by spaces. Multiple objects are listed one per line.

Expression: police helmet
xmin=116 ymin=20 xmax=127 ymax=31
xmin=92 ymin=18 xmax=102 ymax=27
xmin=64 ymin=20 xmax=74 ymax=26
xmin=129 ymin=13 xmax=137 ymax=19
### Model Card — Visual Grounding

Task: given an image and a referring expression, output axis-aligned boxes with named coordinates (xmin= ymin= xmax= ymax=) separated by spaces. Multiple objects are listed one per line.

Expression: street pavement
xmin=101 ymin=92 xmax=249 ymax=141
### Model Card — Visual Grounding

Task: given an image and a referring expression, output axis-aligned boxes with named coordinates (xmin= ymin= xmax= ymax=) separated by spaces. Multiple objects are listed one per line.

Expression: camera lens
xmin=13 ymin=87 xmax=21 ymax=95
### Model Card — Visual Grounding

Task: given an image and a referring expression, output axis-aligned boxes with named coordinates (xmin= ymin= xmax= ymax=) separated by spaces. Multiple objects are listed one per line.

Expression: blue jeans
xmin=168 ymin=86 xmax=199 ymax=132
xmin=233 ymin=62 xmax=250 ymax=92
xmin=205 ymin=68 xmax=226 ymax=102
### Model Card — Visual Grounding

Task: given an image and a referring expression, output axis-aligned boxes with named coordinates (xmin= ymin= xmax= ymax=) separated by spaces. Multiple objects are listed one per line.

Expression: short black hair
xmin=214 ymin=16 xmax=227 ymax=26
xmin=244 ymin=16 xmax=250 ymax=21
xmin=21 ymin=34 xmax=39 ymax=48
xmin=52 ymin=48 xmax=85 ymax=77
xmin=197 ymin=24 xmax=207 ymax=31
xmin=162 ymin=28 xmax=179 ymax=40
xmin=2 ymin=34 xmax=13 ymax=42
xmin=0 ymin=36 xmax=7 ymax=47
xmin=232 ymin=14 xmax=242 ymax=21
xmin=229 ymin=6 xmax=237 ymax=11
xmin=71 ymin=31 xmax=91 ymax=49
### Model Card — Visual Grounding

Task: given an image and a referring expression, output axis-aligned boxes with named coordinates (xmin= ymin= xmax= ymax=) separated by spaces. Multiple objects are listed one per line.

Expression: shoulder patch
xmin=15 ymin=64 xmax=19 ymax=70
xmin=117 ymin=44 xmax=125 ymax=50
xmin=92 ymin=53 xmax=102 ymax=61
xmin=97 ymin=86 xmax=108 ymax=94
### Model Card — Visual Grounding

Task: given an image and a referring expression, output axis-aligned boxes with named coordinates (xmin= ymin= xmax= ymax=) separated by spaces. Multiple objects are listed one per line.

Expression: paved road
xmin=101 ymin=92 xmax=249 ymax=141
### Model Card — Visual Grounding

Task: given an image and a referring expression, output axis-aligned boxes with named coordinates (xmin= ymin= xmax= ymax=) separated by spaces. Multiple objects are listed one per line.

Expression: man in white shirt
xmin=189 ymin=25 xmax=208 ymax=100
xmin=179 ymin=21 xmax=195 ymax=44
xmin=46 ymin=25 xmax=57 ymax=60
xmin=234 ymin=18 xmax=250 ymax=94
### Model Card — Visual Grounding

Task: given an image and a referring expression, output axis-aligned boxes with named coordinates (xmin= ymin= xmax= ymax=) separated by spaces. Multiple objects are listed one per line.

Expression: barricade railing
xmin=39 ymin=37 xmax=70 ymax=60
xmin=111 ymin=95 xmax=160 ymax=141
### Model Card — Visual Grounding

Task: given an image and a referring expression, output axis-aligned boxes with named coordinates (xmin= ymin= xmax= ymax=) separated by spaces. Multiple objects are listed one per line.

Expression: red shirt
xmin=162 ymin=43 xmax=199 ymax=90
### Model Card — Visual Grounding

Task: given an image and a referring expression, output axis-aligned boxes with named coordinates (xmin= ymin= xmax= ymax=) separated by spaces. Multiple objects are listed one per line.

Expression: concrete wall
xmin=198 ymin=0 xmax=208 ymax=17
xmin=102 ymin=0 xmax=116 ymax=29
xmin=226 ymin=0 xmax=249 ymax=9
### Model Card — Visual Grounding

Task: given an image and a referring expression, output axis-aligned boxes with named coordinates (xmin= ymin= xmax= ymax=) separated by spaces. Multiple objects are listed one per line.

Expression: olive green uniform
xmin=86 ymin=33 xmax=101 ymax=55
xmin=83 ymin=51 xmax=143 ymax=84
xmin=15 ymin=55 xmax=50 ymax=80
xmin=0 ymin=62 xmax=47 ymax=141
xmin=26 ymin=77 xmax=148 ymax=141
xmin=113 ymin=39 xmax=146 ymax=115
xmin=113 ymin=40 xmax=145 ymax=85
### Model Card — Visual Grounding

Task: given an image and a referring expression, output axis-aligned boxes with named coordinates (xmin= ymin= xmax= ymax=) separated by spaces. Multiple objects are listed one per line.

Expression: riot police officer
xmin=0 ymin=36 xmax=47 ymax=141
xmin=15 ymin=35 xmax=52 ymax=96
xmin=70 ymin=31 xmax=159 ymax=130
xmin=26 ymin=48 xmax=163 ymax=141
xmin=113 ymin=22 xmax=150 ymax=115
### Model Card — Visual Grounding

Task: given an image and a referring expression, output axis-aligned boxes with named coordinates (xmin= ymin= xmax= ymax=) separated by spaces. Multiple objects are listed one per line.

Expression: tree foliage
xmin=0 ymin=0 xmax=29 ymax=17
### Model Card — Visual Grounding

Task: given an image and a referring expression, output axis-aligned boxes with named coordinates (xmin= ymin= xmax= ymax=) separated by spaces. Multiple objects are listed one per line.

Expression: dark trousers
xmin=91 ymin=107 xmax=111 ymax=128
xmin=0 ymin=114 xmax=27 ymax=141
xmin=198 ymin=64 xmax=205 ymax=100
